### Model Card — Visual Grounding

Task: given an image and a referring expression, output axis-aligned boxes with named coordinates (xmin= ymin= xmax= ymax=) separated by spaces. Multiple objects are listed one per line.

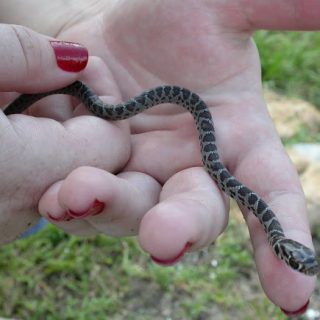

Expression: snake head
xmin=276 ymin=239 xmax=320 ymax=276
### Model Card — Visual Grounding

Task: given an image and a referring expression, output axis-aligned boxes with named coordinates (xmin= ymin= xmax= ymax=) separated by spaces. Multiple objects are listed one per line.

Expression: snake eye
xmin=289 ymin=259 xmax=300 ymax=271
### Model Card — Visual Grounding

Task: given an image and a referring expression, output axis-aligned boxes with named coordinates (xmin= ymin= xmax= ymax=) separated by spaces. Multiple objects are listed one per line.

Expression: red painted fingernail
xmin=68 ymin=199 xmax=105 ymax=219
xmin=280 ymin=300 xmax=309 ymax=316
xmin=151 ymin=242 xmax=192 ymax=266
xmin=50 ymin=41 xmax=88 ymax=72
xmin=47 ymin=212 xmax=74 ymax=222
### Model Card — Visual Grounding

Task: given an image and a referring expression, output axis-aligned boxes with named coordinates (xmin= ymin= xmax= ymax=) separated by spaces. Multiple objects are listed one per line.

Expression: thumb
xmin=0 ymin=24 xmax=88 ymax=92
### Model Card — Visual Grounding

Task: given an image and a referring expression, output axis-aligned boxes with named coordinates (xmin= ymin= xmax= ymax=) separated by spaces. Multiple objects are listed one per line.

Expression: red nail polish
xmin=50 ymin=41 xmax=88 ymax=72
xmin=47 ymin=212 xmax=74 ymax=222
xmin=151 ymin=242 xmax=192 ymax=266
xmin=280 ymin=300 xmax=310 ymax=316
xmin=68 ymin=199 xmax=105 ymax=219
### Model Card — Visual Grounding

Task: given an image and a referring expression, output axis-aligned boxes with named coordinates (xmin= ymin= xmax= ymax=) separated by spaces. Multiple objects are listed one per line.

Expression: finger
xmin=0 ymin=111 xmax=131 ymax=242
xmin=38 ymin=166 xmax=161 ymax=236
xmin=240 ymin=1 xmax=320 ymax=30
xmin=138 ymin=167 xmax=229 ymax=264
xmin=0 ymin=24 xmax=88 ymax=92
xmin=217 ymin=100 xmax=316 ymax=311
xmin=239 ymin=143 xmax=316 ymax=311
xmin=38 ymin=180 xmax=98 ymax=236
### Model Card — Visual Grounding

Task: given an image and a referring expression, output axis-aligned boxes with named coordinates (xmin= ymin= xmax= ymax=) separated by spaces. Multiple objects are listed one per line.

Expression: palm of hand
xmin=60 ymin=2 xmax=265 ymax=180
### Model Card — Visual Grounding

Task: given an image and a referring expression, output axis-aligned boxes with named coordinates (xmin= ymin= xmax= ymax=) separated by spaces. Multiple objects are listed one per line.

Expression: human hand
xmin=2 ymin=0 xmax=319 ymax=314
xmin=0 ymin=23 xmax=136 ymax=243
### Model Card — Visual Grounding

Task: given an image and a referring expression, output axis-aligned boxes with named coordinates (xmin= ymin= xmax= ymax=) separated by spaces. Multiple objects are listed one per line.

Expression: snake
xmin=4 ymin=80 xmax=319 ymax=276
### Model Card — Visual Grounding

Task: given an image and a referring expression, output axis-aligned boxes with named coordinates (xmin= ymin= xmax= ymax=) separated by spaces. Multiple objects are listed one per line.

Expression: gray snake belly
xmin=4 ymin=80 xmax=319 ymax=276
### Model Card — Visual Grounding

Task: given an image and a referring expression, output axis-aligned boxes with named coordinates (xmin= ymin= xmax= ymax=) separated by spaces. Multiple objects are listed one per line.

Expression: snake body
xmin=4 ymin=80 xmax=319 ymax=275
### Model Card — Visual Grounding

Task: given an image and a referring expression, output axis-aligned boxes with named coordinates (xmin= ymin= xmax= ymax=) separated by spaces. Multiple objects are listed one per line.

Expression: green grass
xmin=1 ymin=31 xmax=320 ymax=319
xmin=255 ymin=31 xmax=320 ymax=146
xmin=0 ymin=218 xmax=286 ymax=320
xmin=254 ymin=31 xmax=320 ymax=109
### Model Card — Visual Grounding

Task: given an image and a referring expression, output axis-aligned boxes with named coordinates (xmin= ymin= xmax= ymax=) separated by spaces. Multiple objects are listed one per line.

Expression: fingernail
xmin=68 ymin=199 xmax=105 ymax=219
xmin=50 ymin=41 xmax=88 ymax=72
xmin=280 ymin=300 xmax=309 ymax=316
xmin=47 ymin=212 xmax=74 ymax=222
xmin=151 ymin=242 xmax=192 ymax=266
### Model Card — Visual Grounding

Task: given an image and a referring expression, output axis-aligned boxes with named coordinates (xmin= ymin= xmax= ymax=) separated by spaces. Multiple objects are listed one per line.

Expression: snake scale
xmin=4 ymin=80 xmax=319 ymax=276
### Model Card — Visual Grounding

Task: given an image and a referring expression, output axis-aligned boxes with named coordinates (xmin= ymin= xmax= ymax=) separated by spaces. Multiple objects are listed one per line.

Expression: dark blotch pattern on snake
xmin=4 ymin=80 xmax=319 ymax=276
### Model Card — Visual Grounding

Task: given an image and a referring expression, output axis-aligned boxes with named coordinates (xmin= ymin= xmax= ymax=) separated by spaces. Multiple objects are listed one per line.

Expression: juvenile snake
xmin=4 ymin=80 xmax=319 ymax=276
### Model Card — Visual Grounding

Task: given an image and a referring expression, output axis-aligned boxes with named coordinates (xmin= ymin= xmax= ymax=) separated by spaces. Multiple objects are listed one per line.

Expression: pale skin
xmin=0 ymin=0 xmax=319 ymax=313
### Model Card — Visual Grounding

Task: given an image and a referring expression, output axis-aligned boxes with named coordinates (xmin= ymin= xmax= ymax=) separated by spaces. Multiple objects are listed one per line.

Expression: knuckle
xmin=9 ymin=25 xmax=44 ymax=80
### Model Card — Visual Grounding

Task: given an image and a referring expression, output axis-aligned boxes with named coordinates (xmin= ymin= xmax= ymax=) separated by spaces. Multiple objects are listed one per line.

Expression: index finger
xmin=216 ymin=99 xmax=317 ymax=312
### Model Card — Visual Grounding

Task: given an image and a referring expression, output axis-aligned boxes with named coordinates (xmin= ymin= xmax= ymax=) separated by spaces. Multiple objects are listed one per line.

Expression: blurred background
xmin=0 ymin=31 xmax=319 ymax=320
